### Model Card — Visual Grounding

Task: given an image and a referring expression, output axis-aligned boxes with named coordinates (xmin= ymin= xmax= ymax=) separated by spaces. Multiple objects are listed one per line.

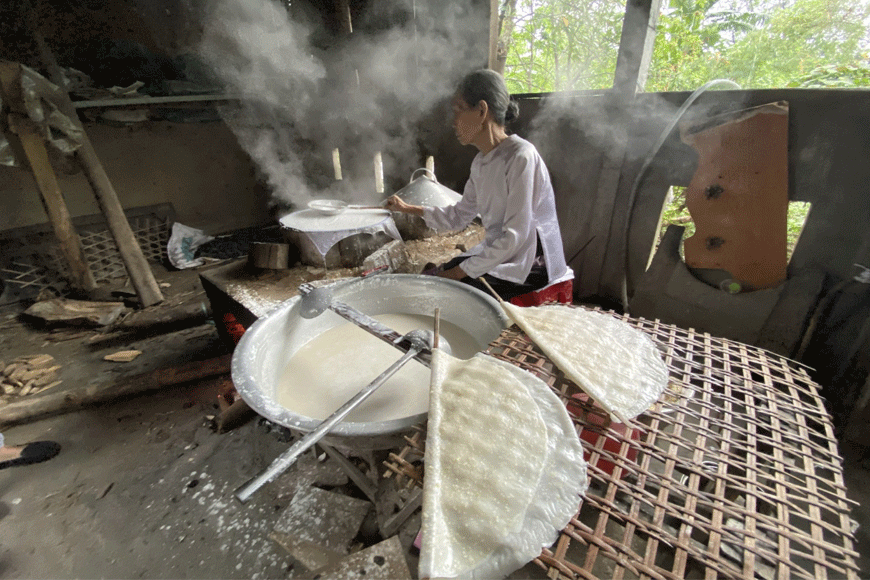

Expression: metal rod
xmin=235 ymin=341 xmax=425 ymax=503
xmin=299 ymin=283 xmax=432 ymax=366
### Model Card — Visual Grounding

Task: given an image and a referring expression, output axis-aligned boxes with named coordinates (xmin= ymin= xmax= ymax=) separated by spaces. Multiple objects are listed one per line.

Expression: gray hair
xmin=456 ymin=69 xmax=519 ymax=126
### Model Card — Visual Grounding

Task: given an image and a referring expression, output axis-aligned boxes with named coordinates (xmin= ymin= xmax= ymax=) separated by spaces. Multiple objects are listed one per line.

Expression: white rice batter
xmin=275 ymin=313 xmax=479 ymax=422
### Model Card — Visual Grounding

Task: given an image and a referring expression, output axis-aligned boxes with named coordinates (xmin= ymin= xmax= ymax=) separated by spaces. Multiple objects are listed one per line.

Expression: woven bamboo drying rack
xmin=383 ymin=308 xmax=861 ymax=580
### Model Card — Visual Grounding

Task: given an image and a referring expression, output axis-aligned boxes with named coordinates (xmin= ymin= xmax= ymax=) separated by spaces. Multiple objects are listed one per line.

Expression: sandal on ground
xmin=0 ymin=441 xmax=61 ymax=469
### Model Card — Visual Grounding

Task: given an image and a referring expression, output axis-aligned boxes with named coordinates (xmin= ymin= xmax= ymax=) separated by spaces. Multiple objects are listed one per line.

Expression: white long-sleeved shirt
xmin=422 ymin=135 xmax=573 ymax=285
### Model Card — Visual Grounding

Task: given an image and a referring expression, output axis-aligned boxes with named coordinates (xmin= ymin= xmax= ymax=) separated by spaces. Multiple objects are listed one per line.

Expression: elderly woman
xmin=386 ymin=69 xmax=573 ymax=301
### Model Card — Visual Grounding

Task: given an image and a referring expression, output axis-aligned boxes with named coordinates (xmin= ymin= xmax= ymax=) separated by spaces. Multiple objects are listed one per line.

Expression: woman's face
xmin=451 ymin=93 xmax=482 ymax=146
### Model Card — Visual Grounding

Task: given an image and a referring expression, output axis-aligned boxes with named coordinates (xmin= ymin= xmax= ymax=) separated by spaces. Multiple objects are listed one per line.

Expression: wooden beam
xmin=488 ymin=0 xmax=499 ymax=70
xmin=73 ymin=93 xmax=238 ymax=109
xmin=581 ymin=0 xmax=661 ymax=299
xmin=74 ymin=139 xmax=164 ymax=306
xmin=613 ymin=0 xmax=662 ymax=97
xmin=0 ymin=61 xmax=165 ymax=307
xmin=0 ymin=64 xmax=98 ymax=295
xmin=0 ymin=354 xmax=232 ymax=429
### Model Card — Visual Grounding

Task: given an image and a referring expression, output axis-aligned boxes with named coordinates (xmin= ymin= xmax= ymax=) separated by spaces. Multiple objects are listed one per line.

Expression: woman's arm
xmin=420 ymin=178 xmax=479 ymax=232
xmin=457 ymin=150 xmax=536 ymax=279
xmin=384 ymin=195 xmax=425 ymax=216
xmin=385 ymin=182 xmax=477 ymax=232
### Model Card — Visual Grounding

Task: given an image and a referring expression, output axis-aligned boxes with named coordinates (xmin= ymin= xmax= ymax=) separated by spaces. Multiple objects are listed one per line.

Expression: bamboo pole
xmin=0 ymin=61 xmax=164 ymax=307
xmin=0 ymin=63 xmax=98 ymax=294
xmin=6 ymin=114 xmax=98 ymax=293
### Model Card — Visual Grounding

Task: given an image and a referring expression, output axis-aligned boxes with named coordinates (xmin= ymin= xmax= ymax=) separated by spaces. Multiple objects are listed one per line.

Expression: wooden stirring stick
xmin=477 ymin=277 xmax=504 ymax=303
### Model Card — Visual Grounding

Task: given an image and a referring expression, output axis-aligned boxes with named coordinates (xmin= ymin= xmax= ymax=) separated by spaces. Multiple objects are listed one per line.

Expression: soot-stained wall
xmin=478 ymin=87 xmax=870 ymax=434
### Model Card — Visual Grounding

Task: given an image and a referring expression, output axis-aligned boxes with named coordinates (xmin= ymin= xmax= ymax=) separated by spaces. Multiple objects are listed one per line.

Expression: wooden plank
xmin=581 ymin=148 xmax=625 ymax=298
xmin=3 ymin=114 xmax=98 ymax=294
xmin=584 ymin=0 xmax=661 ymax=298
xmin=1 ymin=60 xmax=164 ymax=307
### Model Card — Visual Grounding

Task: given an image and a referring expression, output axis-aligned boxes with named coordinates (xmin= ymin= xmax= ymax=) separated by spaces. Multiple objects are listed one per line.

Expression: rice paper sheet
xmin=420 ymin=349 xmax=588 ymax=579
xmin=501 ymin=303 xmax=669 ymax=422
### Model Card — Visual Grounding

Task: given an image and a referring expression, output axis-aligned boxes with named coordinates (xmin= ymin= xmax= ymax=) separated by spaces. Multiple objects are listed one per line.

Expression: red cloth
xmin=508 ymin=279 xmax=573 ymax=307
xmin=567 ymin=393 xmax=640 ymax=479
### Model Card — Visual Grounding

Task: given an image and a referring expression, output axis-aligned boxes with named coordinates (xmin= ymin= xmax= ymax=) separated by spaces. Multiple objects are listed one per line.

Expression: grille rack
xmin=383 ymin=307 xmax=861 ymax=580
xmin=0 ymin=204 xmax=173 ymax=303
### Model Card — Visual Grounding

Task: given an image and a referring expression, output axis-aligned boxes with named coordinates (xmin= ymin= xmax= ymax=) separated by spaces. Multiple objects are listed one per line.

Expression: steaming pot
xmin=279 ymin=208 xmax=399 ymax=269
xmin=391 ymin=168 xmax=462 ymax=239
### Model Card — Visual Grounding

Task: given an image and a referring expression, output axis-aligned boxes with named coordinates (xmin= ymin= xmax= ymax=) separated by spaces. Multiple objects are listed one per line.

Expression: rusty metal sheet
xmin=681 ymin=101 xmax=789 ymax=291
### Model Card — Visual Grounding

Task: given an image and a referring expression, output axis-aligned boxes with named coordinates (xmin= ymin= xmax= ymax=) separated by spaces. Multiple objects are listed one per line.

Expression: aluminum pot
xmin=391 ymin=168 xmax=462 ymax=239
xmin=231 ymin=274 xmax=508 ymax=450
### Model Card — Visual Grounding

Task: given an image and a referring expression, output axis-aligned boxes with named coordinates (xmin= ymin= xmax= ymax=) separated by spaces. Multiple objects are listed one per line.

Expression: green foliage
xmin=503 ymin=0 xmax=870 ymax=93
xmin=648 ymin=0 xmax=870 ymax=90
xmin=786 ymin=201 xmax=811 ymax=259
xmin=659 ymin=187 xmax=695 ymax=245
xmin=502 ymin=0 xmax=625 ymax=93
xmin=790 ymin=62 xmax=870 ymax=87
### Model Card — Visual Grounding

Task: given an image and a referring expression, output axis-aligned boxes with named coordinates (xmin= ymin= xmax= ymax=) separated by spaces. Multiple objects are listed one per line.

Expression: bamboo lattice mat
xmin=383 ymin=308 xmax=861 ymax=580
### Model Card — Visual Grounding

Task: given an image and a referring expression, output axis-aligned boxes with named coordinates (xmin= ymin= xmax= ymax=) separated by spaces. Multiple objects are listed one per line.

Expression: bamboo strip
xmin=380 ymin=307 xmax=860 ymax=580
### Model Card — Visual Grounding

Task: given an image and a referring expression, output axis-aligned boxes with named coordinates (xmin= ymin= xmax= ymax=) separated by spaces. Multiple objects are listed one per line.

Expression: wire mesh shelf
xmin=0 ymin=204 xmax=173 ymax=302
xmin=382 ymin=307 xmax=860 ymax=580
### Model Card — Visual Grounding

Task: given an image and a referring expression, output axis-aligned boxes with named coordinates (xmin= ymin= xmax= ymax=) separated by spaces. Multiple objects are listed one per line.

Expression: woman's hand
xmin=385 ymin=195 xmax=424 ymax=216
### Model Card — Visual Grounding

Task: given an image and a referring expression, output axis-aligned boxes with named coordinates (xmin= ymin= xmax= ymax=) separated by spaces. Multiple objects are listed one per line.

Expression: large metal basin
xmin=231 ymin=274 xmax=508 ymax=448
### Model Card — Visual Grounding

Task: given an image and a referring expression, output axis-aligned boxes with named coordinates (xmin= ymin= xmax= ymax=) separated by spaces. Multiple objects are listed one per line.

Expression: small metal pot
xmin=391 ymin=168 xmax=462 ymax=239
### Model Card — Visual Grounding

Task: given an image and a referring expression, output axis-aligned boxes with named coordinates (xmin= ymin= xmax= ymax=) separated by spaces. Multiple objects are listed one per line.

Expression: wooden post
xmin=0 ymin=64 xmax=98 ymax=295
xmin=579 ymin=0 xmax=662 ymax=300
xmin=0 ymin=61 xmax=164 ymax=307
xmin=488 ymin=0 xmax=499 ymax=70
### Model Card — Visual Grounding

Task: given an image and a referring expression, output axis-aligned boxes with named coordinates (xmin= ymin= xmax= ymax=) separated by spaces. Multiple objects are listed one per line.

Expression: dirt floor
xmin=0 ymin=229 xmax=547 ymax=579
xmin=0 ymin=260 xmax=868 ymax=579
xmin=0 ymin=266 xmax=432 ymax=579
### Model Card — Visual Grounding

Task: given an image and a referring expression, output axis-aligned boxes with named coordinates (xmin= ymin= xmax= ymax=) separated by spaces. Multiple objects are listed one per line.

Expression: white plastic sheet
xmin=167 ymin=223 xmax=215 ymax=269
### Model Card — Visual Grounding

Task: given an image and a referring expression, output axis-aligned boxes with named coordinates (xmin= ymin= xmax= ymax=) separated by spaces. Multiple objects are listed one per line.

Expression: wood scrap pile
xmin=1 ymin=354 xmax=62 ymax=402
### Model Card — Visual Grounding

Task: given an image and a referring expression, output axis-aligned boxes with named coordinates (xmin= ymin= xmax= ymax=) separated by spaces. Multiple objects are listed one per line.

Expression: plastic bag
xmin=167 ymin=223 xmax=215 ymax=269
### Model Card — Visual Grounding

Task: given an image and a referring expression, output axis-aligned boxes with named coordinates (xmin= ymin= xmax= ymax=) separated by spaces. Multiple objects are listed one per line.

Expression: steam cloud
xmin=198 ymin=0 xmax=485 ymax=209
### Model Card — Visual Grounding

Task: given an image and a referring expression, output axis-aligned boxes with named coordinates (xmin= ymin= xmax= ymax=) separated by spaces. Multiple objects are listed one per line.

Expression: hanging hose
xmin=620 ymin=79 xmax=742 ymax=312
